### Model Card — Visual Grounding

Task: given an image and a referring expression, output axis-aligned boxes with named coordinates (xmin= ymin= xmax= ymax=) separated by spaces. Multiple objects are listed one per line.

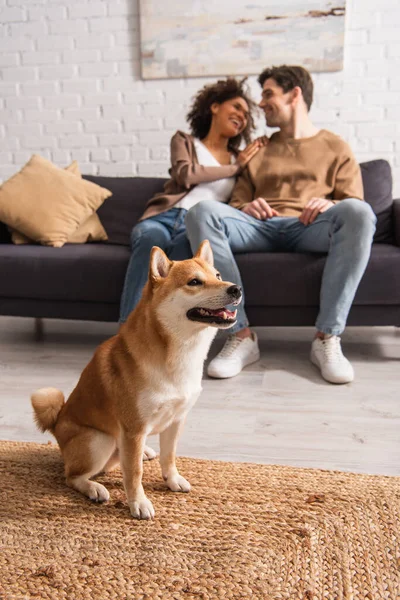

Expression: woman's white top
xmin=174 ymin=139 xmax=236 ymax=211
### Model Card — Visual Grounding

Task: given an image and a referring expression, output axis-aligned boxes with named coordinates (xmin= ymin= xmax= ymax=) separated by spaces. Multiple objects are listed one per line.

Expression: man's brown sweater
xmin=230 ymin=129 xmax=364 ymax=216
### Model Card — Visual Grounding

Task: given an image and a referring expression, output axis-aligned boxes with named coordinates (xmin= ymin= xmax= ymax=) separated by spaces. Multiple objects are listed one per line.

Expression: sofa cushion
xmin=236 ymin=244 xmax=400 ymax=307
xmin=84 ymin=175 xmax=167 ymax=246
xmin=0 ymin=243 xmax=130 ymax=303
xmin=0 ymin=156 xmax=112 ymax=247
xmin=360 ymin=159 xmax=394 ymax=243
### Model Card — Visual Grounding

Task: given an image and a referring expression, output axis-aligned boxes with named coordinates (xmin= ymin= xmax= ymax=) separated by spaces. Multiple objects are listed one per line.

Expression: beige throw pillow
xmin=10 ymin=161 xmax=108 ymax=245
xmin=0 ymin=155 xmax=112 ymax=247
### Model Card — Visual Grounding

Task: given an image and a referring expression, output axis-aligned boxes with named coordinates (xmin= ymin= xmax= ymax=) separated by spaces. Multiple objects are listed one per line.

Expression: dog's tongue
xmin=210 ymin=308 xmax=235 ymax=318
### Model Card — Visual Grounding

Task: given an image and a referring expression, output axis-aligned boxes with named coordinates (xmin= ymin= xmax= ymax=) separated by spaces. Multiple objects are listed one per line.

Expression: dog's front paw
xmin=88 ymin=482 xmax=110 ymax=503
xmin=143 ymin=445 xmax=157 ymax=461
xmin=166 ymin=474 xmax=191 ymax=493
xmin=129 ymin=496 xmax=155 ymax=520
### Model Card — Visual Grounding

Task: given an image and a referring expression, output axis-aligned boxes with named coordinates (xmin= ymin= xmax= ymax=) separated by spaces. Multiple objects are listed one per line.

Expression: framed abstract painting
xmin=139 ymin=1 xmax=346 ymax=80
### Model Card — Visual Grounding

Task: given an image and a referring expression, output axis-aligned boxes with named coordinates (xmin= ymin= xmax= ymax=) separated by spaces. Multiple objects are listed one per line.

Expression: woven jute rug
xmin=1 ymin=441 xmax=399 ymax=600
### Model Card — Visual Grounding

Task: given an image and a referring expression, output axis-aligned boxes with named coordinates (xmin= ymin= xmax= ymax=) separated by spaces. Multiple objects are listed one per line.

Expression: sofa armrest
xmin=394 ymin=199 xmax=400 ymax=246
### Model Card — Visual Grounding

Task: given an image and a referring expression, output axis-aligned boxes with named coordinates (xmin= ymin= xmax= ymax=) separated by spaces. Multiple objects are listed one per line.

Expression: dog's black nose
xmin=227 ymin=285 xmax=242 ymax=299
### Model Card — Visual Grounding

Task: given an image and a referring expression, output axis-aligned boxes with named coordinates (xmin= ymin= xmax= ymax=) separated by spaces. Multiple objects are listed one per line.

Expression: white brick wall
xmin=1 ymin=0 xmax=400 ymax=194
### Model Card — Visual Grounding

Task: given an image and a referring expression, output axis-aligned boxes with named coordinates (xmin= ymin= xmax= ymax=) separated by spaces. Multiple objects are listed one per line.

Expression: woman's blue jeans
xmin=119 ymin=208 xmax=191 ymax=323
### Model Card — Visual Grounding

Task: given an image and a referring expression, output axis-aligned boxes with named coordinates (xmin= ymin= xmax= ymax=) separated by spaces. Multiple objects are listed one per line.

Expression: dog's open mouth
xmin=187 ymin=307 xmax=237 ymax=325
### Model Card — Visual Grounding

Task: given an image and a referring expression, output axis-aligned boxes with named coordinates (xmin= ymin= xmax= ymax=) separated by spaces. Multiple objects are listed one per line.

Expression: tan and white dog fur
xmin=31 ymin=240 xmax=241 ymax=520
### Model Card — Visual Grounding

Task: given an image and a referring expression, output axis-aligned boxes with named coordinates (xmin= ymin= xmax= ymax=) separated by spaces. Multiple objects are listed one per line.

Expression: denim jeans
xmin=185 ymin=198 xmax=377 ymax=335
xmin=119 ymin=208 xmax=192 ymax=323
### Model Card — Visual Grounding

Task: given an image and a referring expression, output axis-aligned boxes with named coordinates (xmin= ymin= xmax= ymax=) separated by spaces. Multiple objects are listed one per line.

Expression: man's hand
xmin=242 ymin=197 xmax=279 ymax=220
xmin=299 ymin=198 xmax=334 ymax=225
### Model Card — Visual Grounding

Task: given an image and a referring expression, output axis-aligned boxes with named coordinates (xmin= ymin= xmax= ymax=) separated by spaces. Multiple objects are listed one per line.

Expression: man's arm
xmin=229 ymin=167 xmax=255 ymax=210
xmin=332 ymin=147 xmax=364 ymax=201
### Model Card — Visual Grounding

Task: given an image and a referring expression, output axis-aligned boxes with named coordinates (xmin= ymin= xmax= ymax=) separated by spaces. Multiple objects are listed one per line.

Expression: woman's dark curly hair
xmin=186 ymin=78 xmax=256 ymax=153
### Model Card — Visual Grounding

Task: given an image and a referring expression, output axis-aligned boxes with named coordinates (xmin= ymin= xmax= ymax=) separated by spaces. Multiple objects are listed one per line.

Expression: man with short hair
xmin=185 ymin=65 xmax=376 ymax=384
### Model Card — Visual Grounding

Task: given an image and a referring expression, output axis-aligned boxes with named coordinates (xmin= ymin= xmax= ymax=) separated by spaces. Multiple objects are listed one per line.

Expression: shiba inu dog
xmin=31 ymin=240 xmax=241 ymax=520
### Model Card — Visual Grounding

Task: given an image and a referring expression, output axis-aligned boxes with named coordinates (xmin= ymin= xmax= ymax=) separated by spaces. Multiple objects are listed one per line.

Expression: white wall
xmin=1 ymin=0 xmax=400 ymax=195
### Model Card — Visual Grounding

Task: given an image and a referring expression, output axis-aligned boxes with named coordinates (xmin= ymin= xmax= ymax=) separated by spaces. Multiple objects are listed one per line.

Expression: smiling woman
xmin=119 ymin=78 xmax=265 ymax=325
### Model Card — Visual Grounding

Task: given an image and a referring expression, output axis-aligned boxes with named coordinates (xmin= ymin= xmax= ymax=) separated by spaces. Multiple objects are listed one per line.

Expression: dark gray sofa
xmin=0 ymin=159 xmax=399 ymax=327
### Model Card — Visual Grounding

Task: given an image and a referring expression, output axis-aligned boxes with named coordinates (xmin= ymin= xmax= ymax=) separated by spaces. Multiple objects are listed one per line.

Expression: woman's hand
xmin=236 ymin=137 xmax=268 ymax=169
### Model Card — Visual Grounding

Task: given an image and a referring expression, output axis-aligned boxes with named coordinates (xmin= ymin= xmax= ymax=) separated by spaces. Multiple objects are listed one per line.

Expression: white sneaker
xmin=207 ymin=332 xmax=260 ymax=379
xmin=310 ymin=336 xmax=354 ymax=384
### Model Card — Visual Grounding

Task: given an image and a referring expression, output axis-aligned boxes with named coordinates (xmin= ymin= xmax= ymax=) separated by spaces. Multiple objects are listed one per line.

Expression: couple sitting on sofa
xmin=119 ymin=64 xmax=377 ymax=385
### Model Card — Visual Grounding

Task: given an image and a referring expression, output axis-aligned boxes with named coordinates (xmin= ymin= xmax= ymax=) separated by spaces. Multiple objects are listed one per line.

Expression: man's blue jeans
xmin=185 ymin=199 xmax=377 ymax=335
xmin=119 ymin=208 xmax=191 ymax=323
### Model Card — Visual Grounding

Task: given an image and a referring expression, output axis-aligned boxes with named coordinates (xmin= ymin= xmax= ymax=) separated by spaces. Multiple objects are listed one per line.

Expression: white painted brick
xmin=68 ymin=149 xmax=89 ymax=162
xmin=308 ymin=108 xmax=338 ymax=123
xmin=343 ymin=77 xmax=388 ymax=93
xmin=364 ymin=91 xmax=400 ymax=105
xmin=68 ymin=3 xmax=107 ymax=18
xmin=102 ymin=105 xmax=139 ymax=119
xmin=7 ymin=123 xmax=41 ymax=137
xmin=9 ymin=21 xmax=47 ymax=37
xmin=123 ymin=91 xmax=164 ymax=104
xmin=59 ymin=135 xmax=97 ymax=149
xmin=130 ymin=146 xmax=149 ymax=161
xmin=28 ymin=5 xmax=66 ymax=20
xmin=0 ymin=36 xmax=34 ymax=52
xmin=49 ymin=19 xmax=88 ymax=35
xmin=1 ymin=138 xmax=19 ymax=151
xmin=339 ymin=107 xmax=384 ymax=122
xmin=1 ymin=66 xmax=37 ymax=81
xmin=123 ymin=116 xmax=163 ymax=131
xmin=85 ymin=94 xmax=120 ymax=108
xmin=97 ymin=162 xmax=136 ymax=176
xmin=151 ymin=146 xmax=169 ymax=161
xmin=139 ymin=130 xmax=175 ymax=145
xmin=0 ymin=53 xmax=19 ymax=68
xmin=22 ymin=136 xmax=57 ymax=149
xmin=78 ymin=162 xmax=97 ymax=175
xmin=348 ymin=44 xmax=385 ymax=60
xmin=13 ymin=151 xmax=35 ymax=164
xmin=37 ymin=36 xmax=74 ymax=51
xmin=0 ymin=152 xmax=13 ymax=163
xmin=79 ymin=62 xmax=116 ymax=77
xmin=39 ymin=65 xmax=76 ymax=80
xmin=90 ymin=149 xmax=110 ymax=161
xmin=137 ymin=162 xmax=168 ymax=177
xmin=51 ymin=150 xmax=72 ymax=164
xmin=116 ymin=62 xmax=138 ymax=77
xmin=24 ymin=109 xmax=60 ymax=123
xmin=0 ymin=83 xmax=18 ymax=97
xmin=84 ymin=120 xmax=121 ymax=134
xmin=366 ymin=58 xmax=400 ymax=76
xmin=74 ymin=33 xmax=114 ymax=49
xmin=345 ymin=30 xmax=368 ymax=45
xmin=110 ymin=148 xmax=129 ymax=161
xmin=319 ymin=93 xmax=361 ymax=109
xmin=62 ymin=80 xmax=101 ymax=94
xmin=89 ymin=17 xmax=129 ymax=32
xmin=111 ymin=30 xmax=137 ymax=47
xmin=101 ymin=47 xmax=131 ymax=62
xmin=389 ymin=78 xmax=400 ymax=91
xmin=5 ymin=95 xmax=40 ymax=109
xmin=63 ymin=108 xmax=100 ymax=121
xmin=387 ymin=44 xmax=400 ymax=58
xmin=348 ymin=12 xmax=380 ymax=29
xmin=22 ymin=51 xmax=60 ymax=65
xmin=98 ymin=133 xmax=138 ymax=147
xmin=44 ymin=95 xmax=80 ymax=109
xmin=108 ymin=1 xmax=132 ymax=17
xmin=370 ymin=27 xmax=400 ymax=43
xmin=0 ymin=6 xmax=25 ymax=22
xmin=371 ymin=139 xmax=395 ymax=152
xmin=356 ymin=123 xmax=400 ymax=138
xmin=0 ymin=165 xmax=20 ymax=180
xmin=44 ymin=122 xmax=81 ymax=135
xmin=386 ymin=106 xmax=400 ymax=120
xmin=61 ymin=49 xmax=101 ymax=64
xmin=102 ymin=76 xmax=136 ymax=92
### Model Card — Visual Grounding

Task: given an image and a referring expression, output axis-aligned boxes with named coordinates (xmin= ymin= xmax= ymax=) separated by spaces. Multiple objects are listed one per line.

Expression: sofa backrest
xmin=360 ymin=159 xmax=393 ymax=243
xmin=84 ymin=159 xmax=394 ymax=246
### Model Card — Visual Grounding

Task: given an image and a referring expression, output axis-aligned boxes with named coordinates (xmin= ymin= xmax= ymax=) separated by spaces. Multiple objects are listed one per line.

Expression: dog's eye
xmin=216 ymin=273 xmax=222 ymax=280
xmin=187 ymin=278 xmax=203 ymax=286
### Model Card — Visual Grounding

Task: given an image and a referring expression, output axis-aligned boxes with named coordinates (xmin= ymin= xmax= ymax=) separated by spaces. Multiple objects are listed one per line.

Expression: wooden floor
xmin=1 ymin=316 xmax=399 ymax=476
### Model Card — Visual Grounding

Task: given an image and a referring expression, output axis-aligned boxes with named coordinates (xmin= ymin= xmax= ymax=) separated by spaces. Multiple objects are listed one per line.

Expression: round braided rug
xmin=1 ymin=441 xmax=399 ymax=600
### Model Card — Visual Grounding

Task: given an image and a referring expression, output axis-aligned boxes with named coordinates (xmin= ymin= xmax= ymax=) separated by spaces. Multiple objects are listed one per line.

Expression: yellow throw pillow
xmin=9 ymin=161 xmax=108 ymax=245
xmin=0 ymin=155 xmax=112 ymax=248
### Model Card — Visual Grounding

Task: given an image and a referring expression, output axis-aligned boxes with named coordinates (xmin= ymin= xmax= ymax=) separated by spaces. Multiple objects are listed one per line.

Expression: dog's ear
xmin=195 ymin=240 xmax=214 ymax=267
xmin=149 ymin=246 xmax=172 ymax=281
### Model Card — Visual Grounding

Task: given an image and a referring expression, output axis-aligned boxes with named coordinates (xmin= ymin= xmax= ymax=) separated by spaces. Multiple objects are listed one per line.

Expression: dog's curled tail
xmin=31 ymin=387 xmax=65 ymax=432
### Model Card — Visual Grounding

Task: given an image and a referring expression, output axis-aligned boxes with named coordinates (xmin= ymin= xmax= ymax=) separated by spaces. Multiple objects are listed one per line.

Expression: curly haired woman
xmin=119 ymin=78 xmax=265 ymax=323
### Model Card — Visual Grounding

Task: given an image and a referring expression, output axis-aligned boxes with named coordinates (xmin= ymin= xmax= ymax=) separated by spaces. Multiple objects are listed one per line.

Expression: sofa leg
xmin=34 ymin=318 xmax=44 ymax=342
